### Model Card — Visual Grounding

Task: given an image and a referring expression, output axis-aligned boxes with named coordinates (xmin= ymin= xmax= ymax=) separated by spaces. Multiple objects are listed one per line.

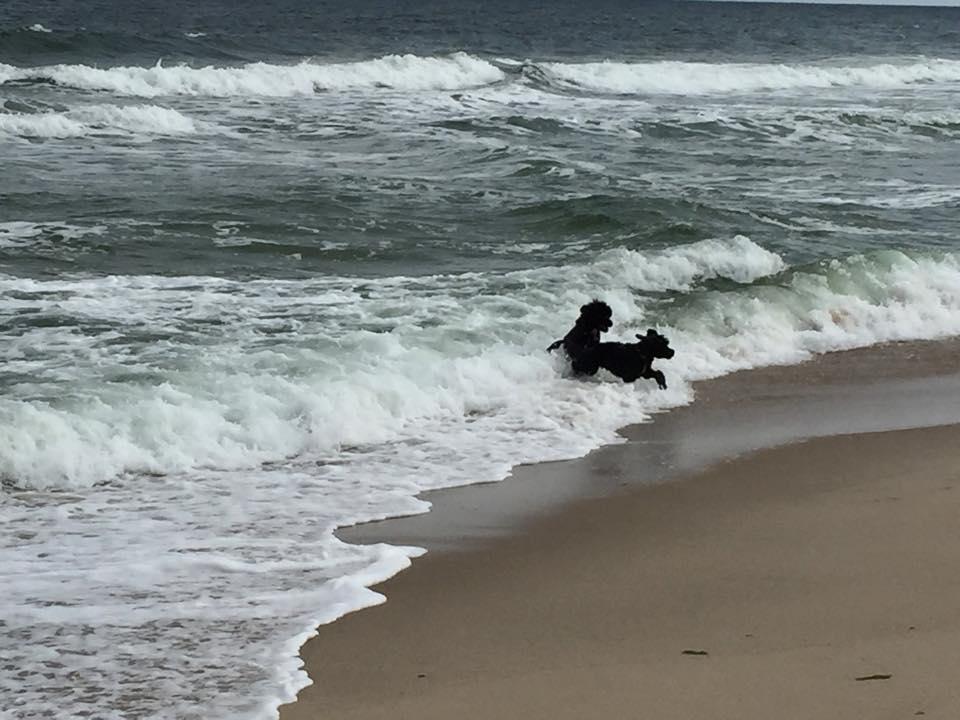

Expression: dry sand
xmin=280 ymin=343 xmax=960 ymax=720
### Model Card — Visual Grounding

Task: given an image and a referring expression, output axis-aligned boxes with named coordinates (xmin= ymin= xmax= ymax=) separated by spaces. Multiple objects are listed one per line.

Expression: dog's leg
xmin=641 ymin=367 xmax=667 ymax=389
xmin=572 ymin=355 xmax=601 ymax=376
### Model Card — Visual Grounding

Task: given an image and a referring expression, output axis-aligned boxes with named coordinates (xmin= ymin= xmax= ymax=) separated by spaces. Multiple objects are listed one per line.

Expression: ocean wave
xmin=803 ymin=187 xmax=960 ymax=210
xmin=3 ymin=54 xmax=958 ymax=99
xmin=4 ymin=53 xmax=960 ymax=99
xmin=0 ymin=52 xmax=505 ymax=97
xmin=626 ymin=106 xmax=960 ymax=149
xmin=3 ymin=236 xmax=958 ymax=491
xmin=0 ymin=103 xmax=209 ymax=138
xmin=534 ymin=57 xmax=960 ymax=95
xmin=0 ymin=235 xmax=778 ymax=489
xmin=0 ymin=26 xmax=250 ymax=66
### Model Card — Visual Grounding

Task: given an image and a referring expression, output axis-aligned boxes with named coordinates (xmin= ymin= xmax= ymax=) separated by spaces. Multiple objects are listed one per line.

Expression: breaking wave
xmin=0 ymin=103 xmax=203 ymax=137
xmin=0 ymin=53 xmax=505 ymax=97
xmin=5 ymin=54 xmax=960 ymax=98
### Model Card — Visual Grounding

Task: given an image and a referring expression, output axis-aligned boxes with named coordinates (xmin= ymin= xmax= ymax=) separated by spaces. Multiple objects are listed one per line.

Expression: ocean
xmin=3 ymin=0 xmax=960 ymax=717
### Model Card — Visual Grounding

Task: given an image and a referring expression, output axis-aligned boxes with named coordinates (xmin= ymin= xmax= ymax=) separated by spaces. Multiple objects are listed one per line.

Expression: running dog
xmin=593 ymin=329 xmax=675 ymax=389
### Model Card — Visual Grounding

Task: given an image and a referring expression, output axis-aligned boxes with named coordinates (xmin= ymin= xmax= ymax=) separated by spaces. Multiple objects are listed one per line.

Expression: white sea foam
xmin=3 ymin=237 xmax=960 ymax=720
xmin=27 ymin=23 xmax=52 ymax=33
xmin=742 ymin=181 xmax=960 ymax=210
xmin=646 ymin=106 xmax=960 ymax=147
xmin=0 ymin=221 xmax=107 ymax=247
xmin=0 ymin=111 xmax=86 ymax=137
xmin=539 ymin=58 xmax=960 ymax=95
xmin=810 ymin=187 xmax=960 ymax=209
xmin=0 ymin=104 xmax=205 ymax=138
xmin=0 ymin=53 xmax=505 ymax=97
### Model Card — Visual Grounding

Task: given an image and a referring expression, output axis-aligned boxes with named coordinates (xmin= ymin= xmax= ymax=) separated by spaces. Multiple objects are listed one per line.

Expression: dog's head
xmin=577 ymin=300 xmax=613 ymax=332
xmin=636 ymin=328 xmax=675 ymax=359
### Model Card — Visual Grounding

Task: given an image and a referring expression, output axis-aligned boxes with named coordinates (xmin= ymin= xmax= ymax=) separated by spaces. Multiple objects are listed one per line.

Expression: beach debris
xmin=854 ymin=673 xmax=892 ymax=681
xmin=681 ymin=649 xmax=709 ymax=656
xmin=417 ymin=673 xmax=427 ymax=679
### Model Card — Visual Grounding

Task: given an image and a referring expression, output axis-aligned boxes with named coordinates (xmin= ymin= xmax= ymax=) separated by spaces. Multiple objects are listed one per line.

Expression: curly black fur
xmin=593 ymin=329 xmax=675 ymax=389
xmin=546 ymin=300 xmax=613 ymax=374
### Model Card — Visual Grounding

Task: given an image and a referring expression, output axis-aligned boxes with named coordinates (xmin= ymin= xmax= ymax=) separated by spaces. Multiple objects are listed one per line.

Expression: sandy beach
xmin=280 ymin=342 xmax=960 ymax=720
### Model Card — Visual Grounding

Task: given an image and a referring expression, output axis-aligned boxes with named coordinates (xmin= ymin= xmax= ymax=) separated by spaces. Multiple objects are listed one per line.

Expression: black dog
xmin=546 ymin=300 xmax=613 ymax=375
xmin=593 ymin=328 xmax=675 ymax=389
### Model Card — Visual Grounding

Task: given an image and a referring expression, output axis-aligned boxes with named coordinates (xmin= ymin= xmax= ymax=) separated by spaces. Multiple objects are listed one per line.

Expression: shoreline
xmin=339 ymin=338 xmax=960 ymax=552
xmin=280 ymin=339 xmax=960 ymax=719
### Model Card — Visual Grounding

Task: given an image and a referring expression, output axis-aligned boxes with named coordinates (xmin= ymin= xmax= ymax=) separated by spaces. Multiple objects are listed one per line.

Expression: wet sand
xmin=280 ymin=340 xmax=960 ymax=720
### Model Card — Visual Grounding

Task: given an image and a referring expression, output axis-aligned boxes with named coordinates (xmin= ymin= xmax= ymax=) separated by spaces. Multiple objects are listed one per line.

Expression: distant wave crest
xmin=534 ymin=57 xmax=960 ymax=95
xmin=0 ymin=53 xmax=506 ymax=97
xmin=4 ymin=54 xmax=960 ymax=98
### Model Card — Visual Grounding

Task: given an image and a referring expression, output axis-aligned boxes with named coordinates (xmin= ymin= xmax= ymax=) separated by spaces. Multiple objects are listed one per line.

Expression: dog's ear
xmin=646 ymin=328 xmax=658 ymax=337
